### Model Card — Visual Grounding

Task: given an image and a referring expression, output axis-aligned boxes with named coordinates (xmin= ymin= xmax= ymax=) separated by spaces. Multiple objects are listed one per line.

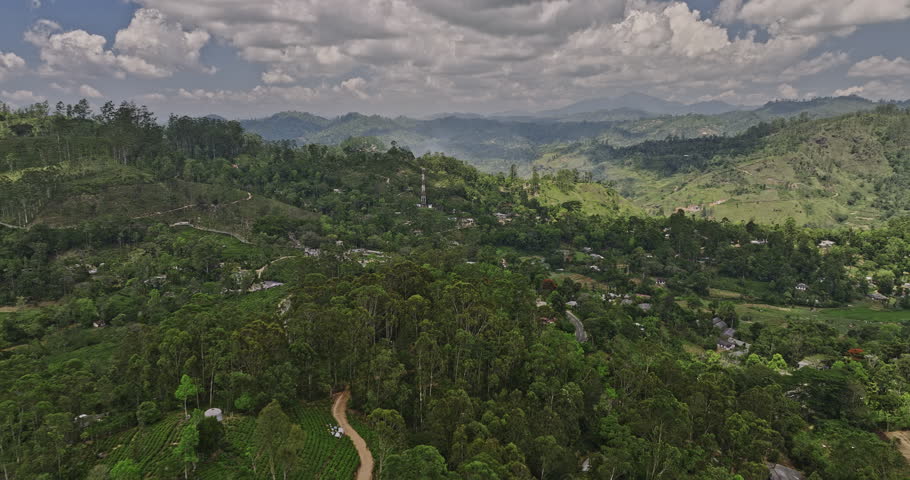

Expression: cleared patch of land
xmin=884 ymin=431 xmax=910 ymax=464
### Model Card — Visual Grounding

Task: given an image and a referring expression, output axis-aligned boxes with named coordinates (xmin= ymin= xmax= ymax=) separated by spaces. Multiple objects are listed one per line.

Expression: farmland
xmin=87 ymin=402 xmax=372 ymax=479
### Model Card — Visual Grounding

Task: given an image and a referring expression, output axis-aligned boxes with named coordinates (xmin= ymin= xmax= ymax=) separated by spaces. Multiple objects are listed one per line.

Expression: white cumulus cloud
xmin=0 ymin=51 xmax=27 ymax=81
xmin=79 ymin=84 xmax=104 ymax=98
xmin=114 ymin=8 xmax=213 ymax=78
xmin=1 ymin=90 xmax=47 ymax=106
xmin=777 ymin=83 xmax=799 ymax=98
xmin=734 ymin=0 xmax=910 ymax=35
xmin=848 ymin=56 xmax=910 ymax=78
xmin=24 ymin=9 xmax=211 ymax=79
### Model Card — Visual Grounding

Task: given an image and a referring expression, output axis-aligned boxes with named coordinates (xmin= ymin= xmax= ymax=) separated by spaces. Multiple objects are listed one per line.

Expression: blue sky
xmin=1 ymin=0 xmax=909 ymax=118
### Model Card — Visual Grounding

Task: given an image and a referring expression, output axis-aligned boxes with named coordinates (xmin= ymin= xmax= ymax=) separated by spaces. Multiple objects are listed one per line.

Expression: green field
xmin=737 ymin=301 xmax=910 ymax=331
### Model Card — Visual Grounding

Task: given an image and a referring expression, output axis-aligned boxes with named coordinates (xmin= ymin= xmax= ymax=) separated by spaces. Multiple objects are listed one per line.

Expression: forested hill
xmin=237 ymin=96 xmax=900 ymax=173
xmin=538 ymin=105 xmax=910 ymax=228
xmin=3 ymin=99 xmax=910 ymax=480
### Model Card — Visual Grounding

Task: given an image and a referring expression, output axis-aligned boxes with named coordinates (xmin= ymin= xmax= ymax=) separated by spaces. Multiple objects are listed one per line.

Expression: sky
xmin=0 ymin=0 xmax=909 ymax=119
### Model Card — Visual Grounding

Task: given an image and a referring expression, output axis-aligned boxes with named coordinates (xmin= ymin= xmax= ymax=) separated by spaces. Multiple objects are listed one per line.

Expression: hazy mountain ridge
xmin=239 ymin=95 xmax=899 ymax=174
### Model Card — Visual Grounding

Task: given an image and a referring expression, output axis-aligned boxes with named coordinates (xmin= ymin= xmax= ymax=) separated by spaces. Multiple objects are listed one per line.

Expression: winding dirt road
xmin=566 ymin=310 xmax=589 ymax=343
xmin=332 ymin=390 xmax=374 ymax=480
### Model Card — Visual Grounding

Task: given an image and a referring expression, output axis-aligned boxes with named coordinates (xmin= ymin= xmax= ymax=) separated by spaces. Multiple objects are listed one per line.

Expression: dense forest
xmin=1 ymin=99 xmax=910 ymax=479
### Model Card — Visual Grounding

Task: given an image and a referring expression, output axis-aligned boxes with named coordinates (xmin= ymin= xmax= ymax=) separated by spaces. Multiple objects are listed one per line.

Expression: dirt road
xmin=566 ymin=310 xmax=589 ymax=343
xmin=884 ymin=431 xmax=910 ymax=463
xmin=332 ymin=390 xmax=374 ymax=480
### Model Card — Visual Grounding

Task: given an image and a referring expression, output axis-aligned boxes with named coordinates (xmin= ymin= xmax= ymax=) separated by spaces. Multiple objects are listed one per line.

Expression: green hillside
xmin=537 ymin=180 xmax=643 ymax=217
xmin=537 ymin=106 xmax=910 ymax=227
xmin=4 ymin=99 xmax=910 ymax=480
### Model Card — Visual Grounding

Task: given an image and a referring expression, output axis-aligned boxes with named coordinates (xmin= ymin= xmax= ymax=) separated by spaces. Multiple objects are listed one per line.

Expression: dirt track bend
xmin=332 ymin=390 xmax=374 ymax=480
xmin=566 ymin=310 xmax=589 ymax=343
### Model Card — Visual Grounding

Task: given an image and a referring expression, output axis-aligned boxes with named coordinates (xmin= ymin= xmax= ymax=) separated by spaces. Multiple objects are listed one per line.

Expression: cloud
xmin=79 ymin=84 xmax=104 ymax=98
xmin=731 ymin=0 xmax=910 ymax=35
xmin=0 ymin=51 xmax=26 ymax=80
xmin=135 ymin=93 xmax=167 ymax=103
xmin=334 ymin=77 xmax=370 ymax=99
xmin=779 ymin=51 xmax=849 ymax=81
xmin=713 ymin=0 xmax=743 ymax=23
xmin=261 ymin=69 xmax=295 ymax=85
xmin=834 ymin=80 xmax=910 ymax=100
xmin=1 ymin=90 xmax=47 ymax=106
xmin=848 ymin=56 xmax=910 ymax=78
xmin=93 ymin=0 xmax=905 ymax=112
xmin=50 ymin=82 xmax=71 ymax=93
xmin=25 ymin=19 xmax=123 ymax=77
xmin=114 ymin=8 xmax=213 ymax=78
xmin=777 ymin=83 xmax=798 ymax=98
xmin=25 ymin=9 xmax=211 ymax=79
xmin=174 ymin=85 xmax=319 ymax=104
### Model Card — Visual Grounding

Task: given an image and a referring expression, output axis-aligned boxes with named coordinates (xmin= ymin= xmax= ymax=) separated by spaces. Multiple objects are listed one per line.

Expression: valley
xmin=1 ymin=98 xmax=910 ymax=480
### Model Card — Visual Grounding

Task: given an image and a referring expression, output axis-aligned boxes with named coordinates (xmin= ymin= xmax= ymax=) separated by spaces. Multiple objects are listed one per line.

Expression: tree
xmin=384 ymin=445 xmax=453 ymax=480
xmin=109 ymin=459 xmax=141 ymax=480
xmin=86 ymin=464 xmax=111 ymax=480
xmin=175 ymin=375 xmax=199 ymax=418
xmin=197 ymin=416 xmax=224 ymax=456
xmin=255 ymin=400 xmax=292 ymax=480
xmin=136 ymin=401 xmax=161 ymax=426
xmin=368 ymin=408 xmax=406 ymax=478
xmin=173 ymin=416 xmax=200 ymax=480
xmin=277 ymin=424 xmax=306 ymax=480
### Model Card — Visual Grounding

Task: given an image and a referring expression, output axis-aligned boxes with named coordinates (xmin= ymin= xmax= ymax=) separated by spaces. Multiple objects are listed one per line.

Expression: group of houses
xmin=712 ymin=317 xmax=749 ymax=354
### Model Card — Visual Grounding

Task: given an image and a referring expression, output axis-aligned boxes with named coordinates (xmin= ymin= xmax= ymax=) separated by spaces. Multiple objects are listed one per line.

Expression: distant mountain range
xmin=537 ymin=92 xmax=747 ymax=117
xmin=235 ymin=94 xmax=907 ymax=174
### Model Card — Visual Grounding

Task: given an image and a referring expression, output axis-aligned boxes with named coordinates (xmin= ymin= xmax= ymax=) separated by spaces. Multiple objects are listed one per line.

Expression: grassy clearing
xmin=736 ymin=301 xmax=910 ymax=331
xmin=537 ymin=182 xmax=643 ymax=217
xmin=551 ymin=272 xmax=609 ymax=291
xmin=710 ymin=276 xmax=775 ymax=300
xmin=708 ymin=288 xmax=743 ymax=300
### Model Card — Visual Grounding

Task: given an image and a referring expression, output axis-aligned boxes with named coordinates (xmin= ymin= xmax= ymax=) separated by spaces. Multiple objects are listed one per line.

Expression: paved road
xmin=566 ymin=310 xmax=588 ymax=343
xmin=332 ymin=390 xmax=374 ymax=480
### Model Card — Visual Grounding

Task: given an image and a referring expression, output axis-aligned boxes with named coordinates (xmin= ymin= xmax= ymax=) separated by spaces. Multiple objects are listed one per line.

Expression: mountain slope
xmin=538 ymin=107 xmax=910 ymax=227
xmin=239 ymin=96 xmax=898 ymax=176
xmin=538 ymin=92 xmax=744 ymax=116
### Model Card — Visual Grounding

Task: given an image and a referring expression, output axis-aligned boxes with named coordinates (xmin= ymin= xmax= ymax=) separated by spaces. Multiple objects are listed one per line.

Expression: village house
xmin=795 ymin=283 xmax=808 ymax=292
xmin=712 ymin=317 xmax=728 ymax=330
xmin=818 ymin=240 xmax=836 ymax=249
xmin=655 ymin=278 xmax=667 ymax=287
